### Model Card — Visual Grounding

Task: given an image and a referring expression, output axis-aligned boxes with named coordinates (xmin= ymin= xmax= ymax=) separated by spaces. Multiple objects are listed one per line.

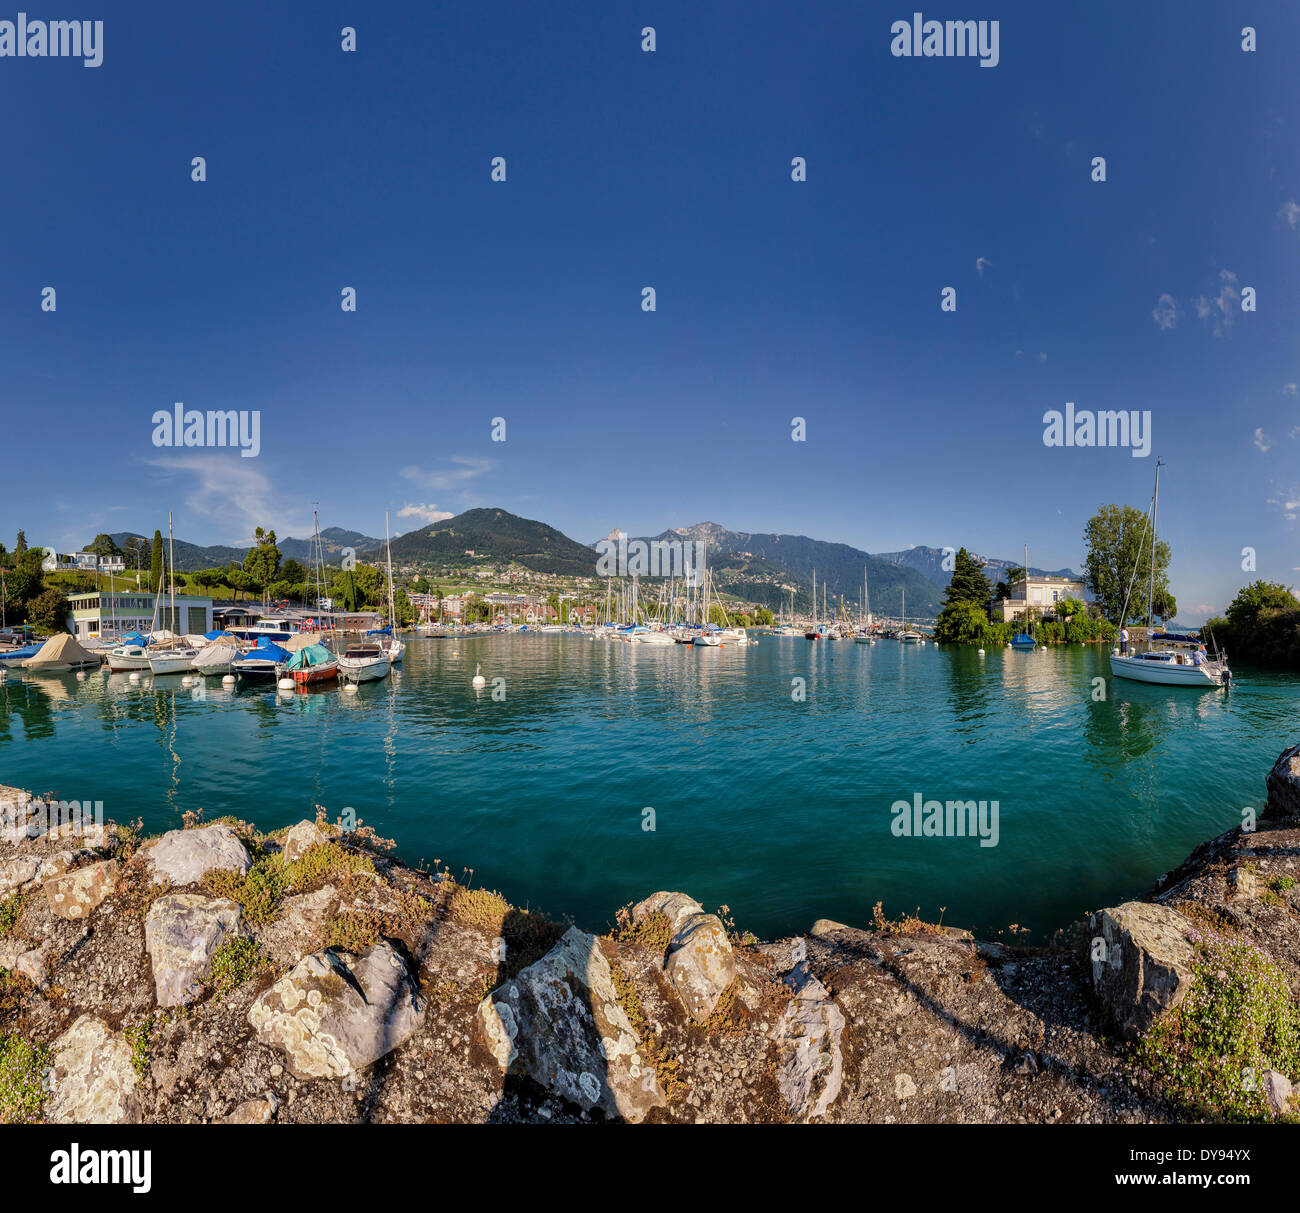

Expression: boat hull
xmin=148 ymin=649 xmax=199 ymax=675
xmin=338 ymin=655 xmax=391 ymax=682
xmin=291 ymin=659 xmax=339 ymax=685
xmin=1109 ymin=653 xmax=1224 ymax=687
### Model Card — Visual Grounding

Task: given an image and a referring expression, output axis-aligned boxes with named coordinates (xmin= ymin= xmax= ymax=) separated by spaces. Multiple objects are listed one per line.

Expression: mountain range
xmin=109 ymin=528 xmax=382 ymax=572
xmin=100 ymin=513 xmax=1081 ymax=621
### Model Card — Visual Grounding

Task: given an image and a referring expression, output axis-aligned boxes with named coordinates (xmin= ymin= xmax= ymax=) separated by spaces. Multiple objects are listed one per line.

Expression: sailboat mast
xmin=1148 ymin=459 xmax=1162 ymax=628
xmin=385 ymin=510 xmax=396 ymax=628
xmin=168 ymin=511 xmax=176 ymax=639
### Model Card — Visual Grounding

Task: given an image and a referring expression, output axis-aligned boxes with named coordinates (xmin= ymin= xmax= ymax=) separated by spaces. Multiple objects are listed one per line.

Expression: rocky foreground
xmin=2 ymin=743 xmax=1300 ymax=1125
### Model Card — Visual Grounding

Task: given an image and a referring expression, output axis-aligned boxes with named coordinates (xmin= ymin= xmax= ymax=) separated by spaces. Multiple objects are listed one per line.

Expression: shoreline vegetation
xmin=2 ymin=743 xmax=1300 ymax=1125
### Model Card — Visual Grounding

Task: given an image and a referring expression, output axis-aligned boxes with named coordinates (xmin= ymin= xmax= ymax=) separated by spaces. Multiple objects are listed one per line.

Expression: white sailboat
xmin=148 ymin=515 xmax=200 ymax=674
xmin=1109 ymin=461 xmax=1229 ymax=688
xmin=898 ymin=588 xmax=923 ymax=643
xmin=380 ymin=511 xmax=405 ymax=664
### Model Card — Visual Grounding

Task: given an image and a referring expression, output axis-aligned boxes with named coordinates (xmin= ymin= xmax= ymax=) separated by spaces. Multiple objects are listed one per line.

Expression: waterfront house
xmin=996 ymin=574 xmax=1087 ymax=622
xmin=41 ymin=551 xmax=126 ymax=575
xmin=66 ymin=591 xmax=214 ymax=642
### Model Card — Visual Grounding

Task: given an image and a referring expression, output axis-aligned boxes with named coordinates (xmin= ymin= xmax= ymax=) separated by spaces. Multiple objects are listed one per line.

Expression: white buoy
xmin=343 ymin=682 xmax=358 ymax=694
xmin=222 ymin=674 xmax=235 ymax=684
xmin=277 ymin=677 xmax=295 ymax=690
xmin=129 ymin=671 xmax=140 ymax=682
xmin=472 ymin=663 xmax=486 ymax=689
xmin=978 ymin=648 xmax=985 ymax=656
xmin=76 ymin=670 xmax=86 ymax=681
xmin=181 ymin=675 xmax=193 ymax=687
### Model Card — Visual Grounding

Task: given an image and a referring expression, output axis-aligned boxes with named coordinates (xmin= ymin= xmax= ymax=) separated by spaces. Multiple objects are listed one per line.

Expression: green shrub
xmin=1136 ymin=930 xmax=1300 ymax=1121
xmin=0 ymin=1034 xmax=52 ymax=1124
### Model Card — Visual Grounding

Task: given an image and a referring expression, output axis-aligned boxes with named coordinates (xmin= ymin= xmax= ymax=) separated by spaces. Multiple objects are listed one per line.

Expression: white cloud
xmin=1037 ymin=351 xmax=1047 ymax=363
xmin=1254 ymin=427 xmax=1274 ymax=453
xmin=976 ymin=256 xmax=992 ymax=277
xmin=397 ymin=503 xmax=454 ymax=526
xmin=400 ymin=455 xmax=496 ymax=492
xmin=1151 ymin=293 xmax=1178 ymax=331
xmin=1192 ymin=270 xmax=1239 ymax=338
xmin=1284 ymin=383 xmax=1298 ymax=396
xmin=142 ymin=452 xmax=308 ymax=544
xmin=1280 ymin=199 xmax=1300 ymax=230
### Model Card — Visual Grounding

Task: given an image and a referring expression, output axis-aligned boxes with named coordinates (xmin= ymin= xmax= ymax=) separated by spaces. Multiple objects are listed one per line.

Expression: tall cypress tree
xmin=150 ymin=530 xmax=164 ymax=592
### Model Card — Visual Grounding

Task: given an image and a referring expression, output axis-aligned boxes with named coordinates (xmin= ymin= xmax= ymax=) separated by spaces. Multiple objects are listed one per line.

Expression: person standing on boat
xmin=1120 ymin=626 xmax=1129 ymax=655
xmin=1193 ymin=645 xmax=1206 ymax=667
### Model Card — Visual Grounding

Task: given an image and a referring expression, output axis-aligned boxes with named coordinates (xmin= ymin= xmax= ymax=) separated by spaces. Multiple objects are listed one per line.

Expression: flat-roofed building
xmin=66 ymin=591 xmax=214 ymax=641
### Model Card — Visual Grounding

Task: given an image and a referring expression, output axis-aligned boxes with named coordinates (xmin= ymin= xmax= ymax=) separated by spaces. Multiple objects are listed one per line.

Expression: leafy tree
xmin=150 ymin=530 xmax=164 ymax=591
xmin=1205 ymin=582 xmax=1300 ymax=668
xmin=88 ymin=533 xmax=122 ymax=560
xmin=242 ymin=527 xmax=282 ymax=597
xmin=14 ymin=531 xmax=27 ymax=557
xmin=935 ymin=600 xmax=993 ymax=644
xmin=280 ymin=558 xmax=307 ymax=587
xmin=1055 ymin=596 xmax=1085 ymax=618
xmin=27 ymin=587 xmax=70 ymax=633
xmin=1084 ymin=504 xmax=1171 ymax=624
xmin=1225 ymin=581 xmax=1300 ymax=628
xmin=753 ymin=606 xmax=774 ymax=626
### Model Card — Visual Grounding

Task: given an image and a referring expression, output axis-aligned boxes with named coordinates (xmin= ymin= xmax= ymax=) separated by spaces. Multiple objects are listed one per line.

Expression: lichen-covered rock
xmin=1266 ymin=744 xmax=1300 ymax=820
xmin=145 ymin=893 xmax=243 ymax=1007
xmin=48 ymin=1014 xmax=140 ymax=1124
xmin=223 ymin=1094 xmax=280 ymax=1123
xmin=476 ymin=927 xmax=666 ymax=1122
xmin=771 ymin=961 xmax=844 ymax=1121
xmin=0 ymin=855 xmax=40 ymax=896
xmin=145 ymin=824 xmax=251 ymax=886
xmin=248 ymin=941 xmax=424 ymax=1080
xmin=1089 ymin=901 xmax=1196 ymax=1039
xmin=281 ymin=820 xmax=327 ymax=864
xmin=37 ymin=849 xmax=97 ymax=880
xmin=664 ymin=912 xmax=736 ymax=1021
xmin=43 ymin=859 xmax=119 ymax=920
xmin=258 ymin=884 xmax=337 ymax=966
xmin=631 ymin=890 xmax=704 ymax=933
xmin=0 ymin=938 xmax=50 ymax=987
xmin=1262 ymin=1069 xmax=1292 ymax=1116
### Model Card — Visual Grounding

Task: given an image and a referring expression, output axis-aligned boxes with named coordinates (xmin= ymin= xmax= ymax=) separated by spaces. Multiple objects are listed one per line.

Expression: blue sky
xmin=2 ymin=1 xmax=1297 ymax=621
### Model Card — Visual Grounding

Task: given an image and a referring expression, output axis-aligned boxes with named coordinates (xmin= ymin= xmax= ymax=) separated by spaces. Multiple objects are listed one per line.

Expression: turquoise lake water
xmin=2 ymin=636 xmax=1298 ymax=940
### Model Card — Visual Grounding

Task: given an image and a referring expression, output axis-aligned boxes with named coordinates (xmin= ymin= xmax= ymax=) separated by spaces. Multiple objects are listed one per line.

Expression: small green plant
xmin=0 ymin=893 xmax=26 ymax=936
xmin=122 ymin=1016 xmax=155 ymax=1080
xmin=1136 ymin=929 xmax=1300 ymax=1121
xmin=203 ymin=843 xmax=375 ymax=926
xmin=207 ymin=936 xmax=268 ymax=997
xmin=0 ymin=1034 xmax=52 ymax=1124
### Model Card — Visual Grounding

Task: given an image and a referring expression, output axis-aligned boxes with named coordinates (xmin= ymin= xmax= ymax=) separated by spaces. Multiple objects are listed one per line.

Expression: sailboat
xmin=363 ymin=511 xmax=406 ymax=662
xmin=804 ymin=569 xmax=824 ymax=639
xmin=898 ymin=588 xmax=923 ymax=643
xmin=1109 ymin=461 xmax=1230 ymax=687
xmin=148 ymin=515 xmax=201 ymax=675
xmin=1009 ymin=542 xmax=1037 ymax=649
xmin=854 ymin=568 xmax=873 ymax=642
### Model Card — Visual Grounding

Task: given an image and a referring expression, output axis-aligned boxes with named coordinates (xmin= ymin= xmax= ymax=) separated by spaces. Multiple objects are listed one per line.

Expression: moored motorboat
xmin=338 ymin=642 xmax=391 ymax=682
xmin=286 ymin=642 xmax=339 ymax=686
xmin=232 ymin=641 xmax=292 ymax=681
xmin=147 ymin=647 xmax=200 ymax=675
